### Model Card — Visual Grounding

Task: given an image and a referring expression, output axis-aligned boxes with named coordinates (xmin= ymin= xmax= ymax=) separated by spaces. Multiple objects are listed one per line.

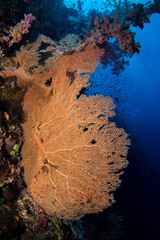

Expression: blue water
xmin=64 ymin=0 xmax=160 ymax=171
xmin=123 ymin=13 xmax=160 ymax=169
xmin=87 ymin=12 xmax=160 ymax=172
xmin=65 ymin=0 xmax=160 ymax=172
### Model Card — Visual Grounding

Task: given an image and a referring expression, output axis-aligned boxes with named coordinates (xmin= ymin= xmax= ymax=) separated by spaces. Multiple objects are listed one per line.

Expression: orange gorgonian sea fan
xmin=19 ymin=44 xmax=130 ymax=220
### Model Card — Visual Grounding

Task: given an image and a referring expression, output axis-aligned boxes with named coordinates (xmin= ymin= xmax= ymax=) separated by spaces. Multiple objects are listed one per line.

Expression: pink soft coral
xmin=3 ymin=13 xmax=35 ymax=46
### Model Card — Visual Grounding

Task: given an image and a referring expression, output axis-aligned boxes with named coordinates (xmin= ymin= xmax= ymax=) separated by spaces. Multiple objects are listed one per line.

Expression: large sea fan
xmin=21 ymin=46 xmax=130 ymax=220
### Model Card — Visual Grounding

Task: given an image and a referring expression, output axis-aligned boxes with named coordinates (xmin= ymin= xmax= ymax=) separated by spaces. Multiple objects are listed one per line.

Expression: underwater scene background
xmin=0 ymin=0 xmax=160 ymax=239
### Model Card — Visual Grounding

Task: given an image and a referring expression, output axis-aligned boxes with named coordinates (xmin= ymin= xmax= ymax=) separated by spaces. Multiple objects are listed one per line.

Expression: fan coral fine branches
xmin=21 ymin=46 xmax=130 ymax=220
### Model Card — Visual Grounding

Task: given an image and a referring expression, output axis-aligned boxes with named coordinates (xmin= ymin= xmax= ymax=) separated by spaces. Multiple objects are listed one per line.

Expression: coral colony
xmin=7 ymin=13 xmax=35 ymax=47
xmin=0 ymin=0 xmax=160 ymax=238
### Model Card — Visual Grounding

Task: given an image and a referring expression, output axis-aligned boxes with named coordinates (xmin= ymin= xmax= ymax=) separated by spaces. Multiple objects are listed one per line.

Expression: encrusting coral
xmin=8 ymin=36 xmax=130 ymax=220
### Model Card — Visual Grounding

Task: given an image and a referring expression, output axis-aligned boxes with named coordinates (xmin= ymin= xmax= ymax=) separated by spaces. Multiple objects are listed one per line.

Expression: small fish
xmin=11 ymin=164 xmax=16 ymax=175
xmin=4 ymin=111 xmax=9 ymax=121
xmin=15 ymin=215 xmax=19 ymax=221
xmin=0 ymin=86 xmax=5 ymax=88
xmin=1 ymin=204 xmax=10 ymax=210
xmin=10 ymin=59 xmax=13 ymax=67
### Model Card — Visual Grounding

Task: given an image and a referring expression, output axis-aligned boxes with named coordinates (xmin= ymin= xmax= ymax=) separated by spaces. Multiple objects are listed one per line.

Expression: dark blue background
xmin=88 ymin=13 xmax=160 ymax=172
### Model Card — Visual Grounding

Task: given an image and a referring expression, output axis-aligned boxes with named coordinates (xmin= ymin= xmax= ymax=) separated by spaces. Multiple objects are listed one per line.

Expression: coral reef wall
xmin=21 ymin=45 xmax=130 ymax=220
